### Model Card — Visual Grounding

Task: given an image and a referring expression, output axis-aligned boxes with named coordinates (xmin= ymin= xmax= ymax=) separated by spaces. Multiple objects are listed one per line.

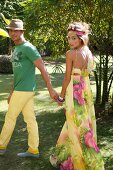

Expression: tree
xmin=0 ymin=0 xmax=24 ymax=54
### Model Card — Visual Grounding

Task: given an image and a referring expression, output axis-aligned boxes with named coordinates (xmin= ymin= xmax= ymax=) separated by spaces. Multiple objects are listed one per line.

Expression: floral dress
xmin=50 ymin=47 xmax=104 ymax=170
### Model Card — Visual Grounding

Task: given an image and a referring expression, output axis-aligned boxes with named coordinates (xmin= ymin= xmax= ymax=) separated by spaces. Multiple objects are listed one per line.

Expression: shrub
xmin=0 ymin=55 xmax=13 ymax=74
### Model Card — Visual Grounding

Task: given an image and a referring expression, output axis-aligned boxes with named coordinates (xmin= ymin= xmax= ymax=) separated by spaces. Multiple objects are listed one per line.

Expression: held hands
xmin=49 ymin=89 xmax=65 ymax=106
xmin=57 ymin=96 xmax=65 ymax=106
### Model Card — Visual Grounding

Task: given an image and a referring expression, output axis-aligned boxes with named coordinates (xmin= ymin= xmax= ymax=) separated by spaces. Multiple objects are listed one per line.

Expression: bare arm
xmin=33 ymin=58 xmax=58 ymax=100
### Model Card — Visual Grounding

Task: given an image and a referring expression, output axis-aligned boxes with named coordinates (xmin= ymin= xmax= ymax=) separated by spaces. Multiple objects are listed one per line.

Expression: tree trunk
xmin=94 ymin=70 xmax=101 ymax=104
xmin=94 ymin=54 xmax=102 ymax=105
xmin=102 ymin=55 xmax=109 ymax=105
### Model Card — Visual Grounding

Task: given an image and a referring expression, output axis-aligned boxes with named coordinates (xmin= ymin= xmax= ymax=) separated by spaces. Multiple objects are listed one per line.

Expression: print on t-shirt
xmin=12 ymin=50 xmax=22 ymax=68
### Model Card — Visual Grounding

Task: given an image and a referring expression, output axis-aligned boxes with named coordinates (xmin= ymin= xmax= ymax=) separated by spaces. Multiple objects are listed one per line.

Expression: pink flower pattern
xmin=60 ymin=157 xmax=74 ymax=170
xmin=84 ymin=130 xmax=100 ymax=153
xmin=73 ymin=76 xmax=85 ymax=105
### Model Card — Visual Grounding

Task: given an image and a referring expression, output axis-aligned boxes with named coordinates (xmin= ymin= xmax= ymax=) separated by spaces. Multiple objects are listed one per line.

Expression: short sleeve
xmin=24 ymin=44 xmax=41 ymax=62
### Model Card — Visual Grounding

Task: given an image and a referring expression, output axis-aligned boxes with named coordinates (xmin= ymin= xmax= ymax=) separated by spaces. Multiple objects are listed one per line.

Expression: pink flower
xmin=73 ymin=90 xmax=85 ymax=105
xmin=79 ymin=77 xmax=85 ymax=89
xmin=84 ymin=130 xmax=100 ymax=153
xmin=60 ymin=157 xmax=74 ymax=170
xmin=75 ymin=30 xmax=85 ymax=36
xmin=73 ymin=77 xmax=85 ymax=105
xmin=73 ymin=84 xmax=79 ymax=91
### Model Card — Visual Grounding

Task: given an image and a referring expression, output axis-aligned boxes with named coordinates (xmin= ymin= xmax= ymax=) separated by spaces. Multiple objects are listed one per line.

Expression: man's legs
xmin=17 ymin=93 xmax=39 ymax=158
xmin=22 ymin=95 xmax=39 ymax=153
xmin=0 ymin=91 xmax=34 ymax=152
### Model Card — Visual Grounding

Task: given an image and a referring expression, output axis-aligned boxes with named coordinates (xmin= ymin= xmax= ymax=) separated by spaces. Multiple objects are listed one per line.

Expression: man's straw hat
xmin=6 ymin=19 xmax=25 ymax=30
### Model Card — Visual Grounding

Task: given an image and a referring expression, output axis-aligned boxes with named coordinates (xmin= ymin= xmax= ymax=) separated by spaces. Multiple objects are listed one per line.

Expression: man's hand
xmin=8 ymin=93 xmax=12 ymax=104
xmin=7 ymin=91 xmax=13 ymax=104
xmin=49 ymin=89 xmax=58 ymax=101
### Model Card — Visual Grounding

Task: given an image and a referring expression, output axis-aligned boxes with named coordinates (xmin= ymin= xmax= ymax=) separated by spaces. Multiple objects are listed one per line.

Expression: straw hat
xmin=6 ymin=19 xmax=25 ymax=30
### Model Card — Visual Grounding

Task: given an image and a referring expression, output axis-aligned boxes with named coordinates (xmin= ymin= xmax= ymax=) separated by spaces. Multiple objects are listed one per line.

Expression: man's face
xmin=8 ymin=29 xmax=23 ymax=42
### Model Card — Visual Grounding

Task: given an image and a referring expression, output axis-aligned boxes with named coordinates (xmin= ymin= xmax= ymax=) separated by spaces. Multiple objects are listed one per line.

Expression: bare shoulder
xmin=66 ymin=49 xmax=77 ymax=58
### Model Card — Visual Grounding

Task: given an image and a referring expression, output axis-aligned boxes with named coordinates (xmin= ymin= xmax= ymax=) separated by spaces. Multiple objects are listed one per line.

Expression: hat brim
xmin=6 ymin=26 xmax=26 ymax=30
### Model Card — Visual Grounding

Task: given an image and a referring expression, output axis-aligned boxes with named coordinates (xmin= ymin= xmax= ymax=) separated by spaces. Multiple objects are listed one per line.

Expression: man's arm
xmin=33 ymin=58 xmax=58 ymax=100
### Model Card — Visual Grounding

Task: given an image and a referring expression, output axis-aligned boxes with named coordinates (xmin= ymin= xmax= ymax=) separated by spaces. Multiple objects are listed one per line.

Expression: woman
xmin=50 ymin=22 xmax=104 ymax=170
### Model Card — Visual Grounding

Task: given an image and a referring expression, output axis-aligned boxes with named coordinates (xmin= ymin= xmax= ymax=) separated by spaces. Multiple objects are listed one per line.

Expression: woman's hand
xmin=57 ymin=96 xmax=65 ymax=106
xmin=57 ymin=100 xmax=63 ymax=106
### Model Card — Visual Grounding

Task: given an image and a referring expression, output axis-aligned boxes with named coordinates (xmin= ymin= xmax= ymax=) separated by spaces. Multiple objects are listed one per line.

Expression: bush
xmin=0 ymin=55 xmax=13 ymax=74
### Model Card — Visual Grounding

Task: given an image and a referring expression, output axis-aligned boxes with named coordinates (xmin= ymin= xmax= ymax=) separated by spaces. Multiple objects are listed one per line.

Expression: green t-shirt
xmin=12 ymin=41 xmax=41 ymax=91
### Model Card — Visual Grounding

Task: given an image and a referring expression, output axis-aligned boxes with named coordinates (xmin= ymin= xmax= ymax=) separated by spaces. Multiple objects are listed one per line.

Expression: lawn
xmin=0 ymin=63 xmax=113 ymax=170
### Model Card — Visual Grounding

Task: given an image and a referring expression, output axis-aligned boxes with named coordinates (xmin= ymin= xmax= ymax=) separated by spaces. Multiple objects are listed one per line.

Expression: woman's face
xmin=67 ymin=31 xmax=83 ymax=49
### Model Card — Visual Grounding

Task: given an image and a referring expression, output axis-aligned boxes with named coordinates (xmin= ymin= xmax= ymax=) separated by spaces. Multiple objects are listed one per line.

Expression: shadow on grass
xmin=0 ymin=74 xmax=13 ymax=94
xmin=97 ymin=116 xmax=113 ymax=170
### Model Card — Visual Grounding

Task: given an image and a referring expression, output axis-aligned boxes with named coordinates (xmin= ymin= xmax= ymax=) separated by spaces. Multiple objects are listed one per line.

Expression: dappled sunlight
xmin=34 ymin=90 xmax=63 ymax=113
xmin=34 ymin=94 xmax=63 ymax=113
xmin=0 ymin=100 xmax=8 ymax=112
xmin=0 ymin=92 xmax=9 ymax=96
xmin=0 ymin=92 xmax=9 ymax=99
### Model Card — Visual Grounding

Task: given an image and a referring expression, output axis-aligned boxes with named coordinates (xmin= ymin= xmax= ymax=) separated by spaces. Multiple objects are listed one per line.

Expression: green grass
xmin=0 ymin=64 xmax=113 ymax=170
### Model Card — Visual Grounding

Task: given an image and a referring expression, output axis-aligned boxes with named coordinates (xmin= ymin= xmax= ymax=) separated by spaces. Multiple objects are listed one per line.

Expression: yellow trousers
xmin=0 ymin=91 xmax=39 ymax=154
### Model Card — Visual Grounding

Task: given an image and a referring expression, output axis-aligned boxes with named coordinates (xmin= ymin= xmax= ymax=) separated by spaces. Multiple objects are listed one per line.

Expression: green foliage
xmin=0 ymin=0 xmax=24 ymax=19
xmin=0 ymin=55 xmax=13 ymax=74
xmin=0 ymin=28 xmax=9 ymax=37
xmin=22 ymin=0 xmax=81 ymax=56
xmin=0 ymin=0 xmax=25 ymax=54
xmin=0 ymin=14 xmax=10 ymax=37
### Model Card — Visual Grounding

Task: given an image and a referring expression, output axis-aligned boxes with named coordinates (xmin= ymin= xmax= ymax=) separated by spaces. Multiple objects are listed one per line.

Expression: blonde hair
xmin=68 ymin=22 xmax=91 ymax=45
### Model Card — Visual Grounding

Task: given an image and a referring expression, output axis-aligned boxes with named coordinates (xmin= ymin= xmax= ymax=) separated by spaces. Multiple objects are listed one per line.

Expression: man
xmin=0 ymin=19 xmax=58 ymax=158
